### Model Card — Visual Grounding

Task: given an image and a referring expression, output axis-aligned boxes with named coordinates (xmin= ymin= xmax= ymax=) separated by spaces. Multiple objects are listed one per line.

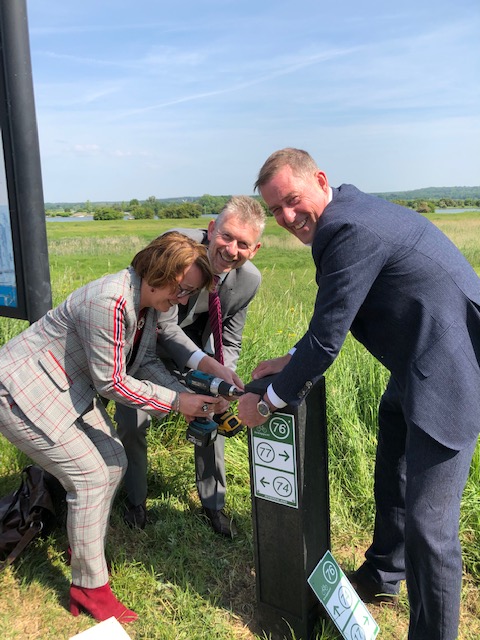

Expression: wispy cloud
xmin=112 ymin=45 xmax=360 ymax=119
xmin=26 ymin=0 xmax=480 ymax=200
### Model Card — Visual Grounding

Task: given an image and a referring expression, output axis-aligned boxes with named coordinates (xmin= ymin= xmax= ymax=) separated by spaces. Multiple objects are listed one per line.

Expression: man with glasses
xmin=116 ymin=195 xmax=265 ymax=534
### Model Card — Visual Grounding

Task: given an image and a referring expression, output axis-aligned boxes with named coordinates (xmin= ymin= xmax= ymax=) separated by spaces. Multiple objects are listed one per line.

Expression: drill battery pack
xmin=186 ymin=417 xmax=217 ymax=447
xmin=214 ymin=410 xmax=244 ymax=438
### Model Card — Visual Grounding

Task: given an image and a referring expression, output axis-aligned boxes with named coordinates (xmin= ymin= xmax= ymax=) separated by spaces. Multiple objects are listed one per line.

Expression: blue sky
xmin=26 ymin=0 xmax=479 ymax=202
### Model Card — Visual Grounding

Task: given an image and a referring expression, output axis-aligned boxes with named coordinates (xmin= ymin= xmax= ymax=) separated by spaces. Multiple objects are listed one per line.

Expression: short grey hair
xmin=216 ymin=195 xmax=266 ymax=237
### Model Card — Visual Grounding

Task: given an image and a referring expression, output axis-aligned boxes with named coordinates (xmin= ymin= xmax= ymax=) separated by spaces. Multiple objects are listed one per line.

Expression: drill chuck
xmin=210 ymin=377 xmax=243 ymax=397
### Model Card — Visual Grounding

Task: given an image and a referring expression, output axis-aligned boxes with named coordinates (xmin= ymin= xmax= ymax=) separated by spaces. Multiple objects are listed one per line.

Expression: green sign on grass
xmin=308 ymin=551 xmax=380 ymax=640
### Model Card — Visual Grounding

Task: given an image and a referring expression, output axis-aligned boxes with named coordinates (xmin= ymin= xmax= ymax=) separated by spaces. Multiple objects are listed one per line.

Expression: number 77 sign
xmin=251 ymin=413 xmax=298 ymax=508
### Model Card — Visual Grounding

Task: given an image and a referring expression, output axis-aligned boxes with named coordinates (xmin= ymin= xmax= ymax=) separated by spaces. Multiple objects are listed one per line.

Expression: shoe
xmin=347 ymin=568 xmax=399 ymax=605
xmin=203 ymin=508 xmax=238 ymax=538
xmin=123 ymin=501 xmax=147 ymax=530
xmin=69 ymin=582 xmax=138 ymax=623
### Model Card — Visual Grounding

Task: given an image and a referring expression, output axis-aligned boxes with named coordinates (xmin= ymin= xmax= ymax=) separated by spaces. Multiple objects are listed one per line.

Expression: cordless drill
xmin=178 ymin=370 xmax=244 ymax=444
xmin=182 ymin=370 xmax=243 ymax=398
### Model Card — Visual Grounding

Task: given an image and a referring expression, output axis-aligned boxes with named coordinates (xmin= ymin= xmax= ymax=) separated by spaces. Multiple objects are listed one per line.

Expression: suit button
xmin=297 ymin=380 xmax=313 ymax=398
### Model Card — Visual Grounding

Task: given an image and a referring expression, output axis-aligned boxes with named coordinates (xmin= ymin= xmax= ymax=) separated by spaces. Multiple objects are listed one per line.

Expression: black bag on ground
xmin=0 ymin=465 xmax=64 ymax=570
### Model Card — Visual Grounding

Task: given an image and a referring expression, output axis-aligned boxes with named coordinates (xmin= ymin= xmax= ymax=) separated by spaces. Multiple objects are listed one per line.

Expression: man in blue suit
xmin=238 ymin=148 xmax=480 ymax=640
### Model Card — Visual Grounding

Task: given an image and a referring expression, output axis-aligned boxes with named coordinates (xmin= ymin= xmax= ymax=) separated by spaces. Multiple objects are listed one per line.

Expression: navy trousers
xmin=362 ymin=378 xmax=477 ymax=640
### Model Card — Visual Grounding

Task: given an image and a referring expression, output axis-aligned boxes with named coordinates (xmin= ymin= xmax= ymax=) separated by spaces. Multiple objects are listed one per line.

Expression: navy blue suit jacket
xmin=272 ymin=185 xmax=480 ymax=449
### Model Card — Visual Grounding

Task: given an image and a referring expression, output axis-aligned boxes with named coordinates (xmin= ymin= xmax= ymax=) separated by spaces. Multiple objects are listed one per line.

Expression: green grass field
xmin=0 ymin=214 xmax=479 ymax=639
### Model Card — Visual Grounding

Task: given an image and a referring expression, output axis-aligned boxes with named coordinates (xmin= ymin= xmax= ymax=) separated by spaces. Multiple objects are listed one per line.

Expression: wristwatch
xmin=257 ymin=397 xmax=272 ymax=419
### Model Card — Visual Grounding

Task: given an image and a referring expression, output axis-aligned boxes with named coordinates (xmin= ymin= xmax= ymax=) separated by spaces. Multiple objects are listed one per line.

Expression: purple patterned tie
xmin=208 ymin=276 xmax=224 ymax=364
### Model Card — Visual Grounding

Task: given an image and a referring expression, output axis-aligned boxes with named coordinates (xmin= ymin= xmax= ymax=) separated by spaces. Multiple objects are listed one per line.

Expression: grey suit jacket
xmin=156 ymin=228 xmax=261 ymax=371
xmin=271 ymin=184 xmax=480 ymax=449
xmin=0 ymin=267 xmax=184 ymax=442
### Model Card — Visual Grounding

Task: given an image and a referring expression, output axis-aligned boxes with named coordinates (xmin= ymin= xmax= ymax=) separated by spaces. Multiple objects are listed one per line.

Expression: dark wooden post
xmin=246 ymin=376 xmax=330 ymax=639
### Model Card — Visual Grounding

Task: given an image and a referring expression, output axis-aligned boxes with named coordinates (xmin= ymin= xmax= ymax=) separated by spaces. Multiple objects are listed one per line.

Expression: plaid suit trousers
xmin=0 ymin=387 xmax=126 ymax=588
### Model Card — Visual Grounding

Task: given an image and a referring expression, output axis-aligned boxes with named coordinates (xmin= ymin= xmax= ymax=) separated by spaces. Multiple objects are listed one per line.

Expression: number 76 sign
xmin=251 ymin=413 xmax=298 ymax=508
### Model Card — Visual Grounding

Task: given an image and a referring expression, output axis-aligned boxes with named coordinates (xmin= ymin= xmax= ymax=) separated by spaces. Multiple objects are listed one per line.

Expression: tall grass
xmin=0 ymin=214 xmax=479 ymax=639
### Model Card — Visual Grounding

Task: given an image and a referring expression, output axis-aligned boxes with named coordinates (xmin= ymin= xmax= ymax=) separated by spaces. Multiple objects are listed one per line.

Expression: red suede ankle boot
xmin=69 ymin=582 xmax=138 ymax=623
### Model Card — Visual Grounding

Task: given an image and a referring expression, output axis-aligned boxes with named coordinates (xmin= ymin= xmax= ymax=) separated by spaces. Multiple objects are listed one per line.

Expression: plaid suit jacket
xmin=0 ymin=267 xmax=184 ymax=442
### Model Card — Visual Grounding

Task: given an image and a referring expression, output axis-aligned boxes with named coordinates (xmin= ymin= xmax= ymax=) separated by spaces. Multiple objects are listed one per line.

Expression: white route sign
xmin=308 ymin=551 xmax=380 ymax=640
xmin=251 ymin=412 xmax=298 ymax=508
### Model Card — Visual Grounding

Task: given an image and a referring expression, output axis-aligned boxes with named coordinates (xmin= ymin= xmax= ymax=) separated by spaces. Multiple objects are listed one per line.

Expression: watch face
xmin=257 ymin=400 xmax=271 ymax=417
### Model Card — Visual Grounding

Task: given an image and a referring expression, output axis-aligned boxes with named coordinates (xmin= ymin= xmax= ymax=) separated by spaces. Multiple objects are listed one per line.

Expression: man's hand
xmin=238 ymin=393 xmax=269 ymax=428
xmin=251 ymin=354 xmax=291 ymax=380
xmin=198 ymin=354 xmax=244 ymax=390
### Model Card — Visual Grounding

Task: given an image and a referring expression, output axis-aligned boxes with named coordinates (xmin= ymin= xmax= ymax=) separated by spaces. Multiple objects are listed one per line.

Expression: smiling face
xmin=207 ymin=213 xmax=261 ymax=275
xmin=260 ymin=165 xmax=330 ymax=245
xmin=142 ymin=262 xmax=205 ymax=312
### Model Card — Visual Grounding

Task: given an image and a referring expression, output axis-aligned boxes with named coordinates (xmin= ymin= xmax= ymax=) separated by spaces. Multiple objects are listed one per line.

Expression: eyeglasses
xmin=175 ymin=284 xmax=199 ymax=299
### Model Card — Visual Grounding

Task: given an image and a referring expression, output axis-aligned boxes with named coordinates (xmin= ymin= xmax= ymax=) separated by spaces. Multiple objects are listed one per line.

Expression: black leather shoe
xmin=123 ymin=501 xmax=147 ymax=530
xmin=203 ymin=508 xmax=237 ymax=537
xmin=347 ymin=568 xmax=399 ymax=605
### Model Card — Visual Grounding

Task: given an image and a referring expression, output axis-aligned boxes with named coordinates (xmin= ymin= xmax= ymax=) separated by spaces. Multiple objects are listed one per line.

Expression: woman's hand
xmin=178 ymin=392 xmax=221 ymax=423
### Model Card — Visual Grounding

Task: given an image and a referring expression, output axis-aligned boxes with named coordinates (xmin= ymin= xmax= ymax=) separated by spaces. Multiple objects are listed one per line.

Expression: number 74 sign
xmin=251 ymin=413 xmax=298 ymax=508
